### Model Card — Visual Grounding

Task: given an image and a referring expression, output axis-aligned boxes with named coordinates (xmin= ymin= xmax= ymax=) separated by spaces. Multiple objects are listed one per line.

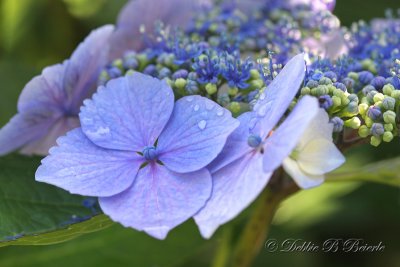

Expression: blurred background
xmin=0 ymin=0 xmax=400 ymax=266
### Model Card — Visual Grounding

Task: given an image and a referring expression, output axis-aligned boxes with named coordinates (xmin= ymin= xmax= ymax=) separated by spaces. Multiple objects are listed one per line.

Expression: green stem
xmin=229 ymin=170 xmax=299 ymax=267
xmin=211 ymin=226 xmax=233 ymax=267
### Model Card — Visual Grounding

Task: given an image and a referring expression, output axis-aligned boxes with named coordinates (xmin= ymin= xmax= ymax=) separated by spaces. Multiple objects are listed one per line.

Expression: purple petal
xmin=80 ymin=72 xmax=174 ymax=151
xmin=109 ymin=0 xmax=212 ymax=59
xmin=0 ymin=114 xmax=56 ymax=156
xmin=262 ymin=95 xmax=319 ymax=173
xmin=20 ymin=117 xmax=80 ymax=155
xmin=289 ymin=0 xmax=336 ymax=11
xmin=253 ymin=53 xmax=306 ymax=139
xmin=17 ymin=63 xmax=67 ymax=114
xmin=207 ymin=112 xmax=256 ymax=173
xmin=0 ymin=63 xmax=69 ymax=155
xmin=157 ymin=96 xmax=239 ymax=173
xmin=99 ymin=163 xmax=212 ymax=240
xmin=63 ymin=25 xmax=115 ymax=112
xmin=36 ymin=128 xmax=143 ymax=197
xmin=195 ymin=152 xmax=271 ymax=238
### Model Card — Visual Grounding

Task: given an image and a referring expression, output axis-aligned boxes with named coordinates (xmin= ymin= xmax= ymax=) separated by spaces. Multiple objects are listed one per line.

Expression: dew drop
xmin=249 ymin=118 xmax=257 ymax=129
xmin=194 ymin=104 xmax=200 ymax=111
xmin=198 ymin=120 xmax=207 ymax=130
xmin=186 ymin=96 xmax=194 ymax=102
xmin=259 ymin=93 xmax=266 ymax=100
xmin=217 ymin=109 xmax=224 ymax=116
xmin=257 ymin=105 xmax=267 ymax=117
xmin=206 ymin=102 xmax=214 ymax=110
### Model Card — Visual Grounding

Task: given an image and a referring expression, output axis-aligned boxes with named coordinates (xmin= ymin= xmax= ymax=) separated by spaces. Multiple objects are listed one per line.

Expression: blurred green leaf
xmin=0 ymin=0 xmax=39 ymax=52
xmin=0 ymin=215 xmax=113 ymax=247
xmin=0 ymin=61 xmax=38 ymax=125
xmin=0 ymin=220 xmax=213 ymax=267
xmin=63 ymin=0 xmax=106 ymax=18
xmin=327 ymin=157 xmax=400 ymax=187
xmin=0 ymin=154 xmax=105 ymax=246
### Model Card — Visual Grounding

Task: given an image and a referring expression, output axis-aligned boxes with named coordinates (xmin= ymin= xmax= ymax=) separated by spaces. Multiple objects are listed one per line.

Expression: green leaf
xmin=0 ymin=221 xmax=214 ymax=267
xmin=0 ymin=154 xmax=111 ymax=246
xmin=327 ymin=157 xmax=400 ymax=187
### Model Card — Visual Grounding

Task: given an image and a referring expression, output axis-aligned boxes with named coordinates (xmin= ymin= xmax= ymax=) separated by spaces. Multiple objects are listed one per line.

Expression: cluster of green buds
xmin=298 ymin=73 xmax=361 ymax=133
xmin=358 ymin=83 xmax=399 ymax=146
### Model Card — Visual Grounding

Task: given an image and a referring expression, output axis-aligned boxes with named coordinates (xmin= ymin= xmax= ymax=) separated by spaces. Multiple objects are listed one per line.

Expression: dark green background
xmin=0 ymin=1 xmax=400 ymax=266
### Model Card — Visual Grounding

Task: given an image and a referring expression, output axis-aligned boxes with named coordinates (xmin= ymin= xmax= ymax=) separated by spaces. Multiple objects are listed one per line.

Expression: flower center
xmin=142 ymin=146 xmax=158 ymax=161
xmin=247 ymin=134 xmax=262 ymax=148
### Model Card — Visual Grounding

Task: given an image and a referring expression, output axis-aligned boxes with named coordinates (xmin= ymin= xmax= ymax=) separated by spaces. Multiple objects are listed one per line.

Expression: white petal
xmin=298 ymin=139 xmax=345 ymax=175
xmin=283 ymin=158 xmax=324 ymax=189
xmin=298 ymin=108 xmax=333 ymax=150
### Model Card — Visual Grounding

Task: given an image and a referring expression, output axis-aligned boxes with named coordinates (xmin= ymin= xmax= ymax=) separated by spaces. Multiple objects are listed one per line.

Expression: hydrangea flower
xmin=194 ymin=54 xmax=320 ymax=238
xmin=109 ymin=0 xmax=212 ymax=59
xmin=283 ymin=109 xmax=345 ymax=189
xmin=0 ymin=25 xmax=114 ymax=156
xmin=35 ymin=72 xmax=239 ymax=239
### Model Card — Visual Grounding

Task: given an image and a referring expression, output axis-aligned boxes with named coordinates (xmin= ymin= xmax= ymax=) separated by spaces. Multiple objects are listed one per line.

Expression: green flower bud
xmin=358 ymin=125 xmax=370 ymax=138
xmin=382 ymin=84 xmax=395 ymax=95
xmin=327 ymin=84 xmax=336 ymax=94
xmin=383 ymin=110 xmax=396 ymax=124
xmin=361 ymin=59 xmax=377 ymax=73
xmin=205 ymin=83 xmax=217 ymax=95
xmin=250 ymin=69 xmax=261 ymax=79
xmin=382 ymin=96 xmax=396 ymax=110
xmin=373 ymin=93 xmax=384 ymax=103
xmin=319 ymin=77 xmax=332 ymax=85
xmin=333 ymin=88 xmax=345 ymax=98
xmin=249 ymin=80 xmax=264 ymax=90
xmin=311 ymin=85 xmax=329 ymax=96
xmin=175 ymin=78 xmax=187 ymax=89
xmin=365 ymin=117 xmax=373 ymax=127
xmin=348 ymin=94 xmax=359 ymax=103
xmin=348 ymin=72 xmax=359 ymax=81
xmin=344 ymin=117 xmax=361 ymax=129
xmin=384 ymin=123 xmax=394 ymax=132
xmin=341 ymin=97 xmax=350 ymax=106
xmin=300 ymin=87 xmax=311 ymax=95
xmin=383 ymin=132 xmax=394 ymax=142
xmin=228 ymin=87 xmax=239 ymax=96
xmin=358 ymin=103 xmax=369 ymax=115
xmin=370 ymin=136 xmax=382 ymax=147
xmin=390 ymin=90 xmax=400 ymax=100
xmin=228 ymin=101 xmax=241 ymax=113
xmin=112 ymin=59 xmax=124 ymax=70
xmin=332 ymin=95 xmax=342 ymax=107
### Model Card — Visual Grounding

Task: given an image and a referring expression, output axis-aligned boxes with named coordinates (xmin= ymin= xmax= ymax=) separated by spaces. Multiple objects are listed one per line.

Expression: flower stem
xmin=230 ymin=170 xmax=299 ymax=267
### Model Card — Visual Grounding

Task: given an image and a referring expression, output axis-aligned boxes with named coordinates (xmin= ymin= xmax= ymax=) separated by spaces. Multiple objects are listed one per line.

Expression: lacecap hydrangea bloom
xmin=36 ymin=72 xmax=239 ymax=239
xmin=194 ymin=53 xmax=344 ymax=238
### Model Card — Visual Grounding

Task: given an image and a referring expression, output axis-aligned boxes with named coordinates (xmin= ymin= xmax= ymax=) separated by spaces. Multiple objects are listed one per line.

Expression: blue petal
xmin=99 ymin=163 xmax=212 ymax=240
xmin=253 ymin=53 xmax=306 ymax=139
xmin=109 ymin=0 xmax=212 ymax=58
xmin=157 ymin=96 xmax=239 ymax=173
xmin=0 ymin=114 xmax=56 ymax=156
xmin=0 ymin=64 xmax=68 ymax=155
xmin=36 ymin=128 xmax=143 ymax=197
xmin=63 ymin=25 xmax=114 ymax=113
xmin=195 ymin=152 xmax=272 ymax=238
xmin=207 ymin=112 xmax=256 ymax=173
xmin=262 ymin=95 xmax=319 ymax=173
xmin=80 ymin=72 xmax=174 ymax=151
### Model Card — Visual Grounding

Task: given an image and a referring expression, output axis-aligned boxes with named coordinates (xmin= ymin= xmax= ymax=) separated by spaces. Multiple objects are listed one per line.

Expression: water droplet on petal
xmin=198 ymin=120 xmax=207 ymax=130
xmin=259 ymin=93 xmax=266 ymax=100
xmin=217 ymin=109 xmax=224 ymax=116
xmin=186 ymin=96 xmax=194 ymax=102
xmin=194 ymin=104 xmax=200 ymax=111
xmin=206 ymin=102 xmax=214 ymax=110
xmin=249 ymin=118 xmax=257 ymax=129
xmin=257 ymin=105 xmax=267 ymax=117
